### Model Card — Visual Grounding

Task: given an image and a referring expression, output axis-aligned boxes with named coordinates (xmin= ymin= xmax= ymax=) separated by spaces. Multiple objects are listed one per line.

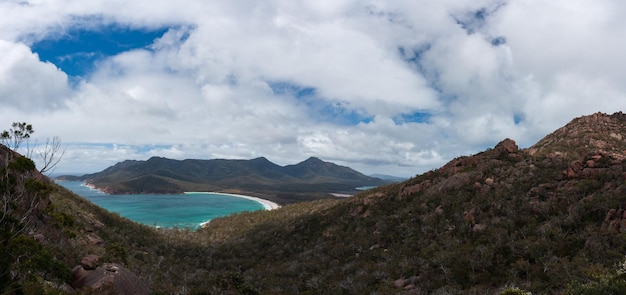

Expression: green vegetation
xmin=499 ymin=287 xmax=532 ymax=295
xmin=7 ymin=156 xmax=36 ymax=172
xmin=1 ymin=146 xmax=71 ymax=293
xmin=564 ymin=258 xmax=626 ymax=294
xmin=2 ymin=112 xmax=626 ymax=294
xmin=1 ymin=122 xmax=33 ymax=151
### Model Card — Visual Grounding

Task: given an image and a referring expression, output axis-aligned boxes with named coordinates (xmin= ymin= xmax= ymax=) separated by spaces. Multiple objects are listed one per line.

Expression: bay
xmin=56 ymin=181 xmax=265 ymax=229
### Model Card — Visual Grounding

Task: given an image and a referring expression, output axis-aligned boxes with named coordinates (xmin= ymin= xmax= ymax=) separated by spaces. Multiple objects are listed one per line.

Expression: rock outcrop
xmin=529 ymin=111 xmax=626 ymax=160
xmin=71 ymin=255 xmax=150 ymax=295
xmin=398 ymin=138 xmax=522 ymax=198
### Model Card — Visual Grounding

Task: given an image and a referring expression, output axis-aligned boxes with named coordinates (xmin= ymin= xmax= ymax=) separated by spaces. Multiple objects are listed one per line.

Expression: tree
xmin=0 ymin=153 xmax=39 ymax=244
xmin=0 ymin=122 xmax=34 ymax=151
xmin=1 ymin=123 xmax=64 ymax=174
xmin=38 ymin=136 xmax=66 ymax=174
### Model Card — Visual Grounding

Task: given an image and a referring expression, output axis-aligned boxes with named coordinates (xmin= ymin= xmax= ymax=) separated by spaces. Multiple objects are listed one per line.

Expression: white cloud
xmin=0 ymin=40 xmax=71 ymax=110
xmin=0 ymin=0 xmax=625 ymax=178
xmin=492 ymin=0 xmax=626 ymax=132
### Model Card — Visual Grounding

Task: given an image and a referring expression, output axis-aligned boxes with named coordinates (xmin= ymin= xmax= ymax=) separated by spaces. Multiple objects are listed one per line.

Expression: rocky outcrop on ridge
xmin=398 ymin=138 xmax=522 ymax=198
xmin=530 ymin=111 xmax=626 ymax=160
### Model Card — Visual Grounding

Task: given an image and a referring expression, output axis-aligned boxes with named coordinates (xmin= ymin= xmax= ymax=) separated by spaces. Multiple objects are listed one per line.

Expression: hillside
xmin=0 ymin=145 xmax=154 ymax=294
xmin=2 ymin=111 xmax=626 ymax=294
xmin=60 ymin=156 xmax=388 ymax=204
xmin=191 ymin=111 xmax=626 ymax=293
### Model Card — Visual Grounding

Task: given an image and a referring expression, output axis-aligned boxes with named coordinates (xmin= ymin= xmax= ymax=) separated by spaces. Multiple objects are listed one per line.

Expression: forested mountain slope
xmin=2 ymin=112 xmax=626 ymax=294
xmin=191 ymin=112 xmax=626 ymax=293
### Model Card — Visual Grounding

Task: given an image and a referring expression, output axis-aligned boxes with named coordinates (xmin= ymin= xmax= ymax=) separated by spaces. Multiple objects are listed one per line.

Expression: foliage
xmin=499 ymin=287 xmax=532 ymax=295
xmin=564 ymin=257 xmax=626 ymax=295
xmin=1 ymin=122 xmax=65 ymax=174
xmin=205 ymin=272 xmax=259 ymax=295
xmin=2 ymin=113 xmax=626 ymax=294
xmin=565 ymin=276 xmax=626 ymax=295
xmin=4 ymin=148 xmax=626 ymax=293
xmin=1 ymin=122 xmax=33 ymax=151
xmin=7 ymin=156 xmax=36 ymax=172
xmin=31 ymin=145 xmax=624 ymax=293
xmin=43 ymin=204 xmax=75 ymax=227
xmin=24 ymin=179 xmax=53 ymax=195
xmin=103 ymin=242 xmax=129 ymax=265
xmin=0 ymin=145 xmax=70 ymax=293
xmin=1 ymin=235 xmax=71 ymax=292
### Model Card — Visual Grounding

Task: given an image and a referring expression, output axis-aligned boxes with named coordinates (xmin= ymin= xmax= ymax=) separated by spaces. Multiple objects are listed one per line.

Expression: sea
xmin=56 ymin=181 xmax=265 ymax=229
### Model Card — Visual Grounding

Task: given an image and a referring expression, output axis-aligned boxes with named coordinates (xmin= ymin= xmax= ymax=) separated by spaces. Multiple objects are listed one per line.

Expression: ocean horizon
xmin=56 ymin=181 xmax=266 ymax=229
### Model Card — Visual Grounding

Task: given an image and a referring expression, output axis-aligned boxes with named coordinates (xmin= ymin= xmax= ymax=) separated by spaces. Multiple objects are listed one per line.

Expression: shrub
xmin=7 ymin=156 xmax=36 ymax=172
xmin=564 ymin=258 xmax=626 ymax=295
xmin=564 ymin=277 xmax=626 ymax=295
xmin=103 ymin=242 xmax=129 ymax=265
xmin=5 ymin=235 xmax=71 ymax=283
xmin=499 ymin=287 xmax=532 ymax=295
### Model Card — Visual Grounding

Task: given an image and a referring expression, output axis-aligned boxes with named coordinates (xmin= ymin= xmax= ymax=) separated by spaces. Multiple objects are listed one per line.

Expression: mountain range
xmin=58 ymin=156 xmax=389 ymax=204
xmin=2 ymin=111 xmax=626 ymax=294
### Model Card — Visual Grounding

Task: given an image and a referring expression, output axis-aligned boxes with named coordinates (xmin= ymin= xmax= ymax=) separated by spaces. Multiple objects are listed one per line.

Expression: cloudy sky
xmin=1 ymin=0 xmax=625 ymax=177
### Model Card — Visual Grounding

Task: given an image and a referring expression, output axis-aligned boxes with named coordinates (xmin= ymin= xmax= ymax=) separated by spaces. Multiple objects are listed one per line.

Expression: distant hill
xmin=58 ymin=156 xmax=388 ymax=204
xmin=369 ymin=173 xmax=407 ymax=182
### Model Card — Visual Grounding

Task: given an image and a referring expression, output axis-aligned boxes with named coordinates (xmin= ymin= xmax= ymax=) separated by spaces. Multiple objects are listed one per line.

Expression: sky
xmin=1 ymin=0 xmax=625 ymax=177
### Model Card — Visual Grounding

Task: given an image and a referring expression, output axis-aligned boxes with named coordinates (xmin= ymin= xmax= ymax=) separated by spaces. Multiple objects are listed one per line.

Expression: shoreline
xmin=77 ymin=182 xmax=281 ymax=210
xmin=184 ymin=191 xmax=281 ymax=211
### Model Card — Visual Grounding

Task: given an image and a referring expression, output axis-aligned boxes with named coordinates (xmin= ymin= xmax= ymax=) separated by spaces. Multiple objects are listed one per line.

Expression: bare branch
xmin=38 ymin=136 xmax=66 ymax=174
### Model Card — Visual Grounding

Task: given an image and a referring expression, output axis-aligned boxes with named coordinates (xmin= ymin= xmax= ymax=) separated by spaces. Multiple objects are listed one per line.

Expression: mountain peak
xmin=250 ymin=156 xmax=271 ymax=163
xmin=147 ymin=156 xmax=173 ymax=162
xmin=529 ymin=111 xmax=626 ymax=160
xmin=302 ymin=156 xmax=325 ymax=164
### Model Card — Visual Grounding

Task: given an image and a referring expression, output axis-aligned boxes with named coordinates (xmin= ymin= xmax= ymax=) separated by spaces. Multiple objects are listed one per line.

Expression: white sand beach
xmin=184 ymin=192 xmax=281 ymax=210
xmin=330 ymin=193 xmax=353 ymax=198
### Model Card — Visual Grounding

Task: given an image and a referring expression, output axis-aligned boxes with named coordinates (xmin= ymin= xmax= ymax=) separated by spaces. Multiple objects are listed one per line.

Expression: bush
xmin=43 ymin=204 xmax=75 ymax=227
xmin=564 ymin=277 xmax=626 ymax=295
xmin=24 ymin=179 xmax=53 ymax=196
xmin=5 ymin=235 xmax=71 ymax=283
xmin=564 ymin=258 xmax=626 ymax=295
xmin=499 ymin=287 xmax=532 ymax=295
xmin=103 ymin=242 xmax=129 ymax=265
xmin=8 ymin=156 xmax=36 ymax=172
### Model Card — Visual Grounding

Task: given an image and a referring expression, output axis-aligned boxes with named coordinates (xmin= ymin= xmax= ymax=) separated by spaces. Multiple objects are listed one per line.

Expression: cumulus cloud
xmin=0 ymin=40 xmax=71 ymax=111
xmin=0 ymin=0 xmax=624 ymax=177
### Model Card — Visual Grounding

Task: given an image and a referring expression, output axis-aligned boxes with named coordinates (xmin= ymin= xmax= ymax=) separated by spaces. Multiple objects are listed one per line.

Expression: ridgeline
xmin=59 ymin=156 xmax=388 ymax=204
xmin=2 ymin=112 xmax=626 ymax=294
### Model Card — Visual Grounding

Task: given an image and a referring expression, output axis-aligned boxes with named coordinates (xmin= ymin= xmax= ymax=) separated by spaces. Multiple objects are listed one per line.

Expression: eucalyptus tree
xmin=1 ymin=122 xmax=65 ymax=174
xmin=0 ymin=122 xmax=33 ymax=151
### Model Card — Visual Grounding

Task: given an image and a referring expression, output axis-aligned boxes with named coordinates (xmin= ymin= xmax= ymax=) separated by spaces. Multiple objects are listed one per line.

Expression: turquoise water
xmin=56 ymin=181 xmax=265 ymax=229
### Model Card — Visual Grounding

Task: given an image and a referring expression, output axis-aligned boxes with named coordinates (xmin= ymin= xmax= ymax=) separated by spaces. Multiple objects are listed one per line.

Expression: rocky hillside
xmin=190 ymin=112 xmax=626 ymax=293
xmin=0 ymin=145 xmax=151 ymax=294
xmin=2 ymin=111 xmax=626 ymax=294
xmin=529 ymin=111 xmax=626 ymax=160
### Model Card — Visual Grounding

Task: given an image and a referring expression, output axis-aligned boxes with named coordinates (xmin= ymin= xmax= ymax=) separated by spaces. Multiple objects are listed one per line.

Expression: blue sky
xmin=269 ymin=82 xmax=374 ymax=125
xmin=1 ymin=0 xmax=625 ymax=177
xmin=31 ymin=25 xmax=169 ymax=78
